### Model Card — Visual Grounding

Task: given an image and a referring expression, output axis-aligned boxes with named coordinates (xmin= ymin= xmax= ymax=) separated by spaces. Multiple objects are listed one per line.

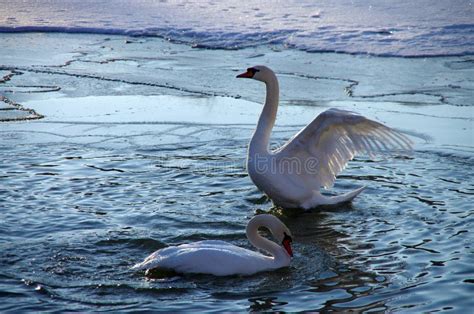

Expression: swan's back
xmin=132 ymin=240 xmax=277 ymax=276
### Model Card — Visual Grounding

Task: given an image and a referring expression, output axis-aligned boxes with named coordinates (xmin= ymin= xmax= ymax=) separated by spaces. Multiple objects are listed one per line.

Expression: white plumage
xmin=237 ymin=66 xmax=412 ymax=209
xmin=132 ymin=214 xmax=293 ymax=276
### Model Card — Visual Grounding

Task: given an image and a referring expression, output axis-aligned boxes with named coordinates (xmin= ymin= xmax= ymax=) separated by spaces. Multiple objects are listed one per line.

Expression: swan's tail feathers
xmin=131 ymin=262 xmax=146 ymax=270
xmin=131 ymin=255 xmax=156 ymax=270
xmin=303 ymin=186 xmax=366 ymax=209
xmin=330 ymin=186 xmax=366 ymax=204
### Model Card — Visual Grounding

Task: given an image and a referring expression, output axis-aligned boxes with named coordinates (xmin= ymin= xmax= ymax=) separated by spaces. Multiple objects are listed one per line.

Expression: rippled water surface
xmin=1 ymin=34 xmax=473 ymax=312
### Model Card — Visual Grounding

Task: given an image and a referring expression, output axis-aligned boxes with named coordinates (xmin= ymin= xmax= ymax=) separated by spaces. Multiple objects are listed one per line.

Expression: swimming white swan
xmin=237 ymin=66 xmax=412 ymax=209
xmin=131 ymin=214 xmax=293 ymax=276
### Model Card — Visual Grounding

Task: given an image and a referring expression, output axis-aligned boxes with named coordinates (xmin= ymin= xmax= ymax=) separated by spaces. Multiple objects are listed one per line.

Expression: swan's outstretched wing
xmin=275 ymin=108 xmax=413 ymax=189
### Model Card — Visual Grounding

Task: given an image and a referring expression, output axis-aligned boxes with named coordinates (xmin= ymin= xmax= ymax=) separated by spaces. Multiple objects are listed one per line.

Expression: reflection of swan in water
xmin=132 ymin=214 xmax=293 ymax=276
xmin=237 ymin=66 xmax=412 ymax=209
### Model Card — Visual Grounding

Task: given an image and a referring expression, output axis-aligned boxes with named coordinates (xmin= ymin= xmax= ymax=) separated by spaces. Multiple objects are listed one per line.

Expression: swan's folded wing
xmin=131 ymin=241 xmax=235 ymax=270
xmin=275 ymin=108 xmax=413 ymax=189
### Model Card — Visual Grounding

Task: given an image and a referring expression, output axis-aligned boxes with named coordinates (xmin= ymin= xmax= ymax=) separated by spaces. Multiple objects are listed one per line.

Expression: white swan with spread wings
xmin=237 ymin=66 xmax=412 ymax=209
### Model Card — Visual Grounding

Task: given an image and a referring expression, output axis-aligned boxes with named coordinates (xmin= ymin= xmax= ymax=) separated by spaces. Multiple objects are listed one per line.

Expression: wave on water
xmin=0 ymin=26 xmax=297 ymax=50
xmin=1 ymin=24 xmax=474 ymax=57
xmin=1 ymin=0 xmax=473 ymax=57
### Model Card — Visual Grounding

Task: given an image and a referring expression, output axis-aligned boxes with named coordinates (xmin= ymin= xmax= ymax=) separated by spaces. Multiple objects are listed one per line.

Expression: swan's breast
xmin=247 ymin=153 xmax=314 ymax=206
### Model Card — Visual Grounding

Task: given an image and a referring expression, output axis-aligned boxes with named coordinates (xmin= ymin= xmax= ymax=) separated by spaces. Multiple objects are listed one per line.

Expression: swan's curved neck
xmin=250 ymin=73 xmax=279 ymax=154
xmin=246 ymin=215 xmax=288 ymax=263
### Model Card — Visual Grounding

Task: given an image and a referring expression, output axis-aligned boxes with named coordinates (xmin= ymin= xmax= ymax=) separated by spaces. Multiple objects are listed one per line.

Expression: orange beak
xmin=282 ymin=238 xmax=293 ymax=257
xmin=236 ymin=70 xmax=254 ymax=78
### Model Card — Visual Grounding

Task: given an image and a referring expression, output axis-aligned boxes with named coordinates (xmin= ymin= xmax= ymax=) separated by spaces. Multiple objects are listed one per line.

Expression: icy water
xmin=1 ymin=0 xmax=474 ymax=56
xmin=1 ymin=34 xmax=474 ymax=311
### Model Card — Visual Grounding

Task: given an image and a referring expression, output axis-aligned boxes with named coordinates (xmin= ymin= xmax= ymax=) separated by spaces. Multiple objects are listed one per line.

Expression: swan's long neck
xmin=246 ymin=215 xmax=289 ymax=264
xmin=250 ymin=73 xmax=279 ymax=154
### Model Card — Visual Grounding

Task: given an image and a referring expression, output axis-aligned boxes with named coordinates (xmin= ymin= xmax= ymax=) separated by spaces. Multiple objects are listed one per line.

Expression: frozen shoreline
xmin=1 ymin=0 xmax=473 ymax=56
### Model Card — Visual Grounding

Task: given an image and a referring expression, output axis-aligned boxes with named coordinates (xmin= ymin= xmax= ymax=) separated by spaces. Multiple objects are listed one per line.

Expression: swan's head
xmin=274 ymin=222 xmax=293 ymax=257
xmin=236 ymin=65 xmax=274 ymax=83
xmin=252 ymin=214 xmax=293 ymax=257
xmin=281 ymin=231 xmax=293 ymax=257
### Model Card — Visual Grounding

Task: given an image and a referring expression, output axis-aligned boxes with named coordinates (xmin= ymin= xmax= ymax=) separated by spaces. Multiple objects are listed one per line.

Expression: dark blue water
xmin=1 ymin=129 xmax=473 ymax=311
xmin=1 ymin=33 xmax=473 ymax=312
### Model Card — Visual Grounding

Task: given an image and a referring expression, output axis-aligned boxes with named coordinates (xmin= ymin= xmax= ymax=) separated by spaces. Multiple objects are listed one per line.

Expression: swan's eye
xmin=237 ymin=67 xmax=259 ymax=79
xmin=247 ymin=67 xmax=260 ymax=75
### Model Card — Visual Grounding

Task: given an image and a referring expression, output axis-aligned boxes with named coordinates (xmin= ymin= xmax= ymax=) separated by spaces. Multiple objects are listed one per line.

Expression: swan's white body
xmin=237 ymin=66 xmax=412 ymax=209
xmin=132 ymin=214 xmax=293 ymax=276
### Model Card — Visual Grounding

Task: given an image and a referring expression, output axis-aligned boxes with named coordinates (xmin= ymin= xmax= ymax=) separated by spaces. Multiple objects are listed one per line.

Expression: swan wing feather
xmin=275 ymin=108 xmax=412 ymax=189
xmin=132 ymin=240 xmax=271 ymax=276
